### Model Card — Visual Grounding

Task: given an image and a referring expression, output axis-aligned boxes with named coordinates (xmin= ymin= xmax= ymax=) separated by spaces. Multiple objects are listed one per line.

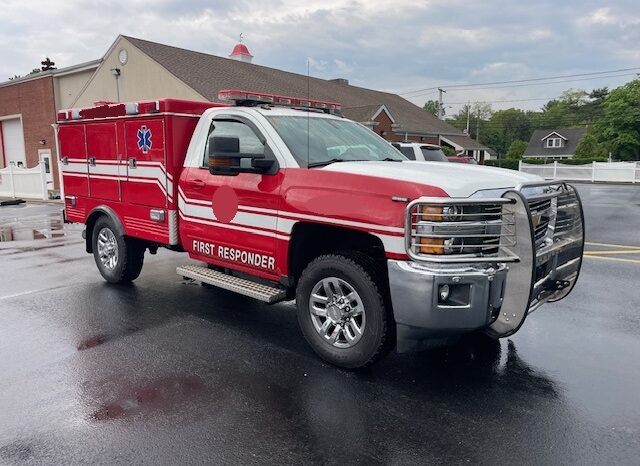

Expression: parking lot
xmin=0 ymin=183 xmax=638 ymax=465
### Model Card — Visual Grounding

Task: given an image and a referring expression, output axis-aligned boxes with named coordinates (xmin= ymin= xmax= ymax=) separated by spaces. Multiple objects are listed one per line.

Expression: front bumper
xmin=390 ymin=182 xmax=585 ymax=353
xmin=389 ymin=261 xmax=508 ymax=352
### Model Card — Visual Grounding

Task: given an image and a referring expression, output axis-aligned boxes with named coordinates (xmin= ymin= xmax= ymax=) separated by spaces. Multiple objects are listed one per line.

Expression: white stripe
xmin=178 ymin=189 xmax=403 ymax=234
xmin=178 ymin=195 xmax=282 ymax=233
xmin=89 ymin=164 xmax=122 ymax=176
xmin=178 ymin=212 xmax=284 ymax=239
xmin=60 ymin=162 xmax=87 ymax=173
xmin=178 ymin=187 xmax=209 ymax=205
xmin=130 ymin=165 xmax=172 ymax=195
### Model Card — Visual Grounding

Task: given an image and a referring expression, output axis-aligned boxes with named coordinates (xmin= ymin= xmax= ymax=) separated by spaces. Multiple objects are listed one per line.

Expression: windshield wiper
xmin=381 ymin=157 xmax=403 ymax=162
xmin=308 ymin=158 xmax=351 ymax=168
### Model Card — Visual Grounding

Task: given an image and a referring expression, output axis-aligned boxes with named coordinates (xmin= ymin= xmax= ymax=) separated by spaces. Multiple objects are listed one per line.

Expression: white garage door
xmin=2 ymin=118 xmax=26 ymax=166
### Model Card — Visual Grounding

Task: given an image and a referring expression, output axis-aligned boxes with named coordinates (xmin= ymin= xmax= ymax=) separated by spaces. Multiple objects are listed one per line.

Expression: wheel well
xmin=288 ymin=222 xmax=388 ymax=285
xmin=84 ymin=207 xmax=125 ymax=253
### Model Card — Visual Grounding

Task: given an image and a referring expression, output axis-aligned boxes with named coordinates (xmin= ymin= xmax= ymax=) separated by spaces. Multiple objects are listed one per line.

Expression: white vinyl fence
xmin=519 ymin=160 xmax=640 ymax=183
xmin=0 ymin=162 xmax=49 ymax=200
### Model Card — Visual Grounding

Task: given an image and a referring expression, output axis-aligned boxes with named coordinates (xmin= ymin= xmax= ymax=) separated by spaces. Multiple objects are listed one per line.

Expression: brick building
xmin=0 ymin=60 xmax=100 ymax=190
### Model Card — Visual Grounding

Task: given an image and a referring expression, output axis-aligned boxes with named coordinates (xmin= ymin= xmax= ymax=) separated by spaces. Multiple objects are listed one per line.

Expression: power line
xmin=400 ymin=67 xmax=640 ymax=97
xmin=447 ymin=96 xmax=558 ymax=105
xmin=433 ymin=72 xmax=638 ymax=94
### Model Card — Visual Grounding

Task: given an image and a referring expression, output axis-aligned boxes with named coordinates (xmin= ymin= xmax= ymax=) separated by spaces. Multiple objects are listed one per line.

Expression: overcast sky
xmin=2 ymin=0 xmax=638 ymax=113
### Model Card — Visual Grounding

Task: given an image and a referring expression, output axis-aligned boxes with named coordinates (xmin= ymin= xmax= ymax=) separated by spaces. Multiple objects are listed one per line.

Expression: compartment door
xmin=58 ymin=124 xmax=88 ymax=197
xmin=123 ymin=119 xmax=167 ymax=208
xmin=86 ymin=122 xmax=121 ymax=201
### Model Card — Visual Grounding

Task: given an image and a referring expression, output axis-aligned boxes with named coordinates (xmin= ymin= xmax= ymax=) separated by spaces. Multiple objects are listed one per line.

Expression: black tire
xmin=92 ymin=216 xmax=145 ymax=284
xmin=296 ymin=253 xmax=392 ymax=369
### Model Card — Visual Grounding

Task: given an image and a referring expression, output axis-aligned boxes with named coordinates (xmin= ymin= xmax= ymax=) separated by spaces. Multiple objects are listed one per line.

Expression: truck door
xmin=123 ymin=118 xmax=167 ymax=208
xmin=86 ymin=122 xmax=120 ymax=201
xmin=180 ymin=116 xmax=282 ymax=279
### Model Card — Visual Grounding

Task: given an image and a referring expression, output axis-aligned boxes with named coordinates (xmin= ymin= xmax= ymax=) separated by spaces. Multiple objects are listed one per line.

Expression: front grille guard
xmin=405 ymin=180 xmax=585 ymax=338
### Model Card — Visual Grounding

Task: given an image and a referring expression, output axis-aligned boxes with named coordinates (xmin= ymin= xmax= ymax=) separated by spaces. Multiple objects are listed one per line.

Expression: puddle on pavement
xmin=0 ymin=211 xmax=65 ymax=242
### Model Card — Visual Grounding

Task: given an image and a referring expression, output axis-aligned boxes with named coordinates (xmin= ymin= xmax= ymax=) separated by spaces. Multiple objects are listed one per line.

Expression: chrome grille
xmin=405 ymin=198 xmax=518 ymax=263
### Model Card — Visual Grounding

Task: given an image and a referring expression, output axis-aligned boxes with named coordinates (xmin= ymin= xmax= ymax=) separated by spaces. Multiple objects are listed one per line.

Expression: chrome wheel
xmin=309 ymin=277 xmax=366 ymax=348
xmin=96 ymin=227 xmax=118 ymax=270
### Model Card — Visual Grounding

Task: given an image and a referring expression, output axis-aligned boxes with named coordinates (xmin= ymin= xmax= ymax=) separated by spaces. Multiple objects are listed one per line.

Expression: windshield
xmin=265 ymin=116 xmax=405 ymax=167
xmin=421 ymin=146 xmax=448 ymax=162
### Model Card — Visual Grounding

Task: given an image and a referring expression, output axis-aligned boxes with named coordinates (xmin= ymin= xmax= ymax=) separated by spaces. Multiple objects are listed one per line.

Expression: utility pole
xmin=465 ymin=101 xmax=470 ymax=134
xmin=476 ymin=106 xmax=481 ymax=141
xmin=438 ymin=88 xmax=446 ymax=120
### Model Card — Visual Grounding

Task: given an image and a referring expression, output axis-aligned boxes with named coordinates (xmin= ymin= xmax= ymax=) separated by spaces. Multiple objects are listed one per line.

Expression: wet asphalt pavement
xmin=0 ymin=184 xmax=639 ymax=465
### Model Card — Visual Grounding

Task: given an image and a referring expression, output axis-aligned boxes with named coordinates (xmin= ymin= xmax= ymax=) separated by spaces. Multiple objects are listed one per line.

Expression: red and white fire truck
xmin=56 ymin=90 xmax=585 ymax=368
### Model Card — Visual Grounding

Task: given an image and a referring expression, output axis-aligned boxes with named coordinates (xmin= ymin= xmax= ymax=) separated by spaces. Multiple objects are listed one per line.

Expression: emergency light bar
xmin=218 ymin=89 xmax=342 ymax=114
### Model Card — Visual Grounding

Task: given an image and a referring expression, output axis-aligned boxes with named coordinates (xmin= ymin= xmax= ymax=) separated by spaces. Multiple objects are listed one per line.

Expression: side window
xmin=203 ymin=120 xmax=265 ymax=166
xmin=398 ymin=146 xmax=416 ymax=160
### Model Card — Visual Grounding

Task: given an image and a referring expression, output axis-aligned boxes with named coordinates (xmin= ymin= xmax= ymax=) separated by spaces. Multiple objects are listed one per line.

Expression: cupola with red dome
xmin=229 ymin=34 xmax=253 ymax=63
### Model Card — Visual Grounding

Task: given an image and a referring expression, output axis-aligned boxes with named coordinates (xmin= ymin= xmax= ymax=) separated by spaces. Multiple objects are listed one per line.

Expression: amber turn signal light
xmin=419 ymin=237 xmax=444 ymax=254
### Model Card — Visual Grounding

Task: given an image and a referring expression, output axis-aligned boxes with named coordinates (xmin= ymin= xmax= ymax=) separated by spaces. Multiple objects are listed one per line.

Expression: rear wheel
xmin=296 ymin=254 xmax=392 ymax=369
xmin=92 ymin=216 xmax=145 ymax=283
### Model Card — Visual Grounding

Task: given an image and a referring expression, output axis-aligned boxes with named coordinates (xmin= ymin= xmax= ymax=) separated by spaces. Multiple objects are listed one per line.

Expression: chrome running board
xmin=177 ymin=264 xmax=286 ymax=303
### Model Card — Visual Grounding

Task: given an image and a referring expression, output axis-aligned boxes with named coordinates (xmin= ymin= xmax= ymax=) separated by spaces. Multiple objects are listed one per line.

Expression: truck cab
xmin=57 ymin=91 xmax=585 ymax=369
xmin=392 ymin=142 xmax=449 ymax=162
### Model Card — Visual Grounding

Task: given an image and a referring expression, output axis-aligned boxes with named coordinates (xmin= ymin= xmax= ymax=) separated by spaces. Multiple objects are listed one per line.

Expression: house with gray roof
xmin=70 ymin=35 xmax=491 ymax=159
xmin=523 ymin=128 xmax=588 ymax=159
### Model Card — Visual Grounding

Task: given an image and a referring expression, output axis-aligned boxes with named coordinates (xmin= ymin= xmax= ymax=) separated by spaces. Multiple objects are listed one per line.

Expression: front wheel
xmin=296 ymin=254 xmax=392 ymax=369
xmin=92 ymin=216 xmax=145 ymax=284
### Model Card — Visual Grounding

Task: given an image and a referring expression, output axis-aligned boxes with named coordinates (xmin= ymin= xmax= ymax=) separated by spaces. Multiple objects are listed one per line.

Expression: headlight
xmin=411 ymin=203 xmax=509 ymax=257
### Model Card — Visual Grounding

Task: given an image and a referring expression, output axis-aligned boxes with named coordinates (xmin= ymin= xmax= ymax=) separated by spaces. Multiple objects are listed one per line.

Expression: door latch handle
xmin=128 ymin=158 xmax=137 ymax=169
xmin=187 ymin=179 xmax=205 ymax=189
xmin=88 ymin=157 xmax=96 ymax=166
xmin=61 ymin=156 xmax=69 ymax=165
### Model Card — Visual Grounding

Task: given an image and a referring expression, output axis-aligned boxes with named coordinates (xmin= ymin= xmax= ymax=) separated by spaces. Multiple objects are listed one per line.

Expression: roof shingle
xmin=124 ymin=36 xmax=464 ymax=137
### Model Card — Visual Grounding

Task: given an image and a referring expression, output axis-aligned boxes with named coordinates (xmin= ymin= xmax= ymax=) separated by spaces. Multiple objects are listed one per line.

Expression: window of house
xmin=546 ymin=137 xmax=563 ymax=148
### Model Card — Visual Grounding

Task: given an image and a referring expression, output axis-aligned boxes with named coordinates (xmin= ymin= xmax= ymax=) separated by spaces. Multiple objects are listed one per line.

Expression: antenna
xmin=307 ymin=58 xmax=310 ymax=167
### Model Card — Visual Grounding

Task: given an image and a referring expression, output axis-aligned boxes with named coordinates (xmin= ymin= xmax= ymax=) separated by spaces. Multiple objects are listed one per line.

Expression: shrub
xmin=484 ymin=157 xmax=609 ymax=170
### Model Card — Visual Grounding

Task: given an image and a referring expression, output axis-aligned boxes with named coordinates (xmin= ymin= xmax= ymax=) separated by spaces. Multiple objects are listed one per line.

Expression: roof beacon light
xmin=217 ymin=89 xmax=341 ymax=114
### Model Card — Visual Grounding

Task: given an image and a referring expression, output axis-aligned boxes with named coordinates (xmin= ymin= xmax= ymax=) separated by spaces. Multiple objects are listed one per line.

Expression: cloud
xmin=0 ymin=0 xmax=638 ymax=113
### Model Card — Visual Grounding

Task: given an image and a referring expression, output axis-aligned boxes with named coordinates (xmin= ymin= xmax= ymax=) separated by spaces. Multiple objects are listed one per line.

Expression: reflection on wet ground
xmin=0 ymin=204 xmax=65 ymax=242
xmin=91 ymin=375 xmax=207 ymax=421
xmin=0 ymin=193 xmax=639 ymax=464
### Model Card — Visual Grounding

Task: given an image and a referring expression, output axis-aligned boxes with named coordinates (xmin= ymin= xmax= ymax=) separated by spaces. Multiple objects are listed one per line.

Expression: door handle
xmin=187 ymin=179 xmax=205 ymax=189
xmin=128 ymin=158 xmax=137 ymax=169
xmin=88 ymin=157 xmax=96 ymax=166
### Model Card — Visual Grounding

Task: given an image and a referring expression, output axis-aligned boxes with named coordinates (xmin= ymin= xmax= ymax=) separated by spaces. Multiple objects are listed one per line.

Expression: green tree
xmin=423 ymin=100 xmax=440 ymax=117
xmin=441 ymin=146 xmax=456 ymax=156
xmin=574 ymin=133 xmax=608 ymax=159
xmin=480 ymin=108 xmax=531 ymax=158
xmin=505 ymin=139 xmax=529 ymax=159
xmin=592 ymin=79 xmax=640 ymax=160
